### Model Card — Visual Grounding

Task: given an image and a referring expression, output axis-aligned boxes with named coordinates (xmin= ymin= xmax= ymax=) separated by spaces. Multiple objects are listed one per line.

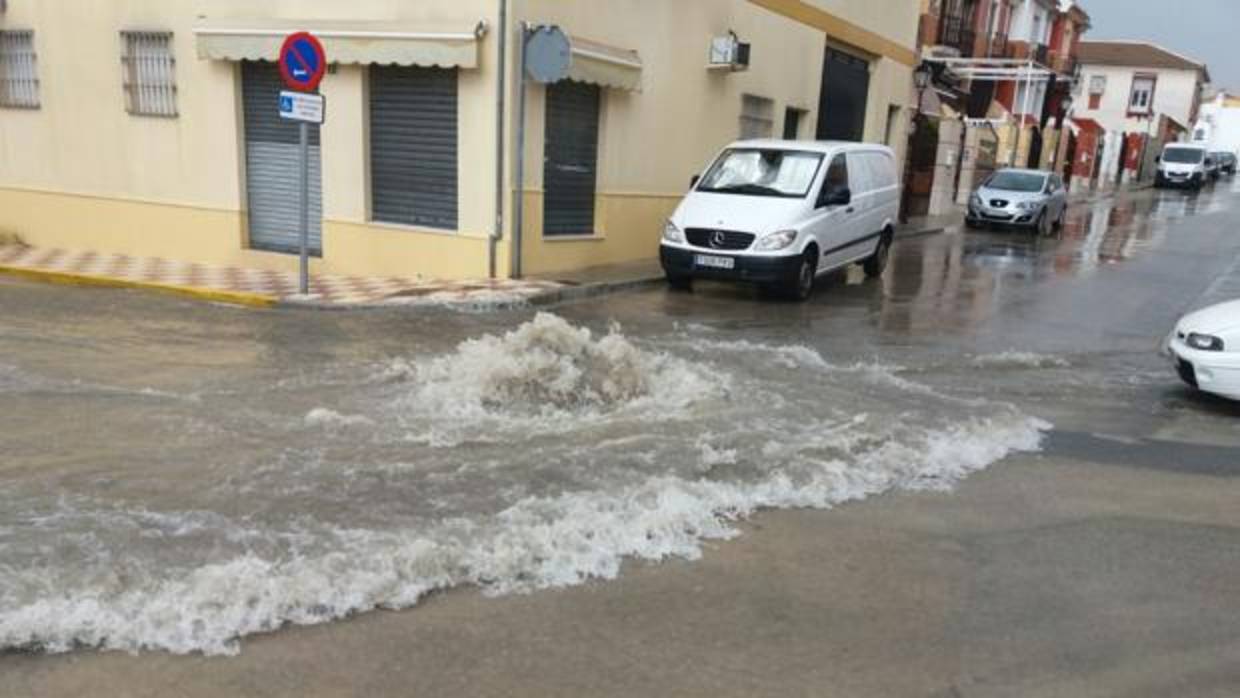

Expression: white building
xmin=1075 ymin=40 xmax=1209 ymax=136
xmin=1007 ymin=0 xmax=1058 ymax=119
xmin=1193 ymin=93 xmax=1240 ymax=157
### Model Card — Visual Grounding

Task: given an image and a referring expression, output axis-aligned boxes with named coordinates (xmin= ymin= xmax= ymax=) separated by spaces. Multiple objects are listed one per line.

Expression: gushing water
xmin=0 ymin=313 xmax=1048 ymax=655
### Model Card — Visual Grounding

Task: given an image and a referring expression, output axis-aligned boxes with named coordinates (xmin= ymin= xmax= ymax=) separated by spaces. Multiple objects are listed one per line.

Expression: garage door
xmin=816 ymin=47 xmax=870 ymax=142
xmin=241 ymin=61 xmax=322 ymax=255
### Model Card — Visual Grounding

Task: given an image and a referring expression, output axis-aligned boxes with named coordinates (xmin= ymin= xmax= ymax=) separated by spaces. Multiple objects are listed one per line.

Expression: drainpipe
xmin=489 ymin=0 xmax=508 ymax=279
xmin=511 ymin=21 xmax=528 ymax=279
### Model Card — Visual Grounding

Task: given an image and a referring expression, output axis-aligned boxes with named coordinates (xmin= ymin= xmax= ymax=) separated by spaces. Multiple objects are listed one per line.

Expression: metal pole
xmin=298 ymin=120 xmax=309 ymax=295
xmin=511 ymin=23 xmax=528 ymax=279
xmin=489 ymin=0 xmax=508 ymax=279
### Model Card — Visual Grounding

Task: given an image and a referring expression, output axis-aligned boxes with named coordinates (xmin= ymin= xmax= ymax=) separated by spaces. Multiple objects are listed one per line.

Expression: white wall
xmin=1009 ymin=0 xmax=1053 ymax=45
xmin=1195 ymin=97 xmax=1240 ymax=157
xmin=1076 ymin=63 xmax=1200 ymax=134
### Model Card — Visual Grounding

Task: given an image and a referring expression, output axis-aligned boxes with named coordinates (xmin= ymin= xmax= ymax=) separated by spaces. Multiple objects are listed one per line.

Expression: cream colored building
xmin=0 ymin=0 xmax=918 ymax=280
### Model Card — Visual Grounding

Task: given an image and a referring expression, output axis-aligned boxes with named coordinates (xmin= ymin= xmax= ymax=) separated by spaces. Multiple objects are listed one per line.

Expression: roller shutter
xmin=241 ymin=61 xmax=322 ymax=255
xmin=544 ymin=81 xmax=601 ymax=237
xmin=370 ymin=66 xmax=459 ymax=230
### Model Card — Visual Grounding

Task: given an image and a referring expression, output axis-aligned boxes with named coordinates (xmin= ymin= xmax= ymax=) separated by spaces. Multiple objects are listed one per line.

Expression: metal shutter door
xmin=544 ymin=81 xmax=600 ymax=236
xmin=816 ymin=48 xmax=870 ymax=142
xmin=370 ymin=66 xmax=459 ymax=230
xmin=241 ymin=61 xmax=322 ymax=255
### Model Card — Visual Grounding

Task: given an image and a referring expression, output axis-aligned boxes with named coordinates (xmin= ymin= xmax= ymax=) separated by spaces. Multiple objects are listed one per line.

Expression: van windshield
xmin=1163 ymin=147 xmax=1205 ymax=164
xmin=697 ymin=149 xmax=825 ymax=198
xmin=985 ymin=171 xmax=1047 ymax=192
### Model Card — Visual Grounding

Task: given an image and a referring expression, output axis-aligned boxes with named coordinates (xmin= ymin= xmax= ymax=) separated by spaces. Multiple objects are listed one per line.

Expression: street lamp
xmin=913 ymin=62 xmax=933 ymax=115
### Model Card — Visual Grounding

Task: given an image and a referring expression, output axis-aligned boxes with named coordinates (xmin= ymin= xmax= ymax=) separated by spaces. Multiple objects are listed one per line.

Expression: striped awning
xmin=193 ymin=19 xmax=486 ymax=69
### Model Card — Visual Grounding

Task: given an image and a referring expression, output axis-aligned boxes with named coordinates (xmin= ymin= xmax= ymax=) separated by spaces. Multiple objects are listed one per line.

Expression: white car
xmin=1165 ymin=299 xmax=1240 ymax=400
xmin=659 ymin=140 xmax=900 ymax=300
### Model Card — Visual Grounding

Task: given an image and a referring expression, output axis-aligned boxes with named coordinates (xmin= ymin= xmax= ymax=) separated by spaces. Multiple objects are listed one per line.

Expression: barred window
xmin=122 ymin=31 xmax=177 ymax=117
xmin=0 ymin=30 xmax=39 ymax=109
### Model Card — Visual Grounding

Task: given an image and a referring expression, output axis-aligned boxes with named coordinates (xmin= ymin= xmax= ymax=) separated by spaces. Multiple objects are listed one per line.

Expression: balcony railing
xmin=937 ymin=12 xmax=978 ymax=56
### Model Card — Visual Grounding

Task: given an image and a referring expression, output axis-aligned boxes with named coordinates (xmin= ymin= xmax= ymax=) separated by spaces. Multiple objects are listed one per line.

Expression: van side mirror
xmin=819 ymin=186 xmax=851 ymax=208
xmin=690 ymin=174 xmax=701 ymax=190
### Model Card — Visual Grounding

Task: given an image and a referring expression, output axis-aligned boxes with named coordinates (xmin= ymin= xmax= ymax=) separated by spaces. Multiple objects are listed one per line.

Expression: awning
xmin=193 ymin=18 xmax=486 ymax=69
xmin=567 ymin=36 xmax=642 ymax=91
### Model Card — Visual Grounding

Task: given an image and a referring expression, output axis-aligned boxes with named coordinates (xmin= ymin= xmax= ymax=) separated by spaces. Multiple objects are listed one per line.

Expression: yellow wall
xmin=1 ymin=0 xmax=916 ymax=281
xmin=514 ymin=0 xmax=917 ymax=276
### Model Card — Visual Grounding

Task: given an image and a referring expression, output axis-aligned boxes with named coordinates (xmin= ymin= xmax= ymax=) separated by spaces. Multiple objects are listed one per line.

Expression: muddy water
xmin=5 ymin=184 xmax=1238 ymax=657
xmin=0 ymin=308 xmax=1045 ymax=656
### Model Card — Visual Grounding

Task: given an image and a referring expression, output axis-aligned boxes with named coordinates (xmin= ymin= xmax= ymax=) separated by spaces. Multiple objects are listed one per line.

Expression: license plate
xmin=694 ymin=254 xmax=734 ymax=270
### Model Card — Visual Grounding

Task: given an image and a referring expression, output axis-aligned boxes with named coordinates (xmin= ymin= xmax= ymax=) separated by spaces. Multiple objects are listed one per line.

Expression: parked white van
xmin=1155 ymin=143 xmax=1211 ymax=190
xmin=660 ymin=140 xmax=900 ymax=300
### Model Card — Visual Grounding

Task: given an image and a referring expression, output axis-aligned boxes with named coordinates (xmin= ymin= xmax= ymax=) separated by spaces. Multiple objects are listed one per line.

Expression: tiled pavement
xmin=0 ymin=244 xmax=564 ymax=308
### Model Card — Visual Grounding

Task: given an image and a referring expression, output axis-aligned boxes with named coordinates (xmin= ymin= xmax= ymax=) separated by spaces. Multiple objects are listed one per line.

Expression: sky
xmin=1079 ymin=0 xmax=1240 ymax=89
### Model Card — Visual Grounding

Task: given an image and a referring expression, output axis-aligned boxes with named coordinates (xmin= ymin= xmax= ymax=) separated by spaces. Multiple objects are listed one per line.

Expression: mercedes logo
xmin=710 ymin=231 xmax=727 ymax=248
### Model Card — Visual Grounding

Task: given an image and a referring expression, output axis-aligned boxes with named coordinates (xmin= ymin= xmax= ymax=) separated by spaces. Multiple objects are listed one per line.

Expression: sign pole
xmin=298 ymin=121 xmax=310 ymax=295
xmin=278 ymin=30 xmax=326 ymax=297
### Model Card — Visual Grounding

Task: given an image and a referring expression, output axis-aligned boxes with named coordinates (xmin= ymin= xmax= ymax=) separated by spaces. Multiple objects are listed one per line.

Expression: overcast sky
xmin=1079 ymin=0 xmax=1238 ymax=88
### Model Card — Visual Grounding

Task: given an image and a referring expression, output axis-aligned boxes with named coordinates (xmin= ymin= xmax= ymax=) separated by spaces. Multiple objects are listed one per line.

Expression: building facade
xmin=1194 ymin=91 xmax=1240 ymax=158
xmin=0 ymin=0 xmax=919 ymax=281
xmin=1074 ymin=40 xmax=1209 ymax=186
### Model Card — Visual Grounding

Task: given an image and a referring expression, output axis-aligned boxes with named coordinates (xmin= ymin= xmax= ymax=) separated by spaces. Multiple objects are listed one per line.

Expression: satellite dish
xmin=525 ymin=25 xmax=571 ymax=84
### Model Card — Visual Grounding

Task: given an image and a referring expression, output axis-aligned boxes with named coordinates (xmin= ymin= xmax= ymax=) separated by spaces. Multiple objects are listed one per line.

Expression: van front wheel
xmin=863 ymin=233 xmax=893 ymax=278
xmin=783 ymin=251 xmax=817 ymax=301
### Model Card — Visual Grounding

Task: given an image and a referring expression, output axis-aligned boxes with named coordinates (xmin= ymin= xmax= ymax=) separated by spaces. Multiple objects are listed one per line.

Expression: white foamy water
xmin=971 ymin=351 xmax=1071 ymax=369
xmin=0 ymin=313 xmax=1049 ymax=656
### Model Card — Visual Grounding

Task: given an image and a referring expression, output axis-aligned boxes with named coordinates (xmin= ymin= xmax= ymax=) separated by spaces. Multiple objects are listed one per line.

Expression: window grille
xmin=122 ymin=31 xmax=177 ymax=117
xmin=0 ymin=30 xmax=39 ymax=108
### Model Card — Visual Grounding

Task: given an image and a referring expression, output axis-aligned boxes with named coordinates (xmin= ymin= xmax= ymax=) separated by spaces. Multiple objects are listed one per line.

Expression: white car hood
xmin=1179 ymin=298 xmax=1240 ymax=334
xmin=674 ymin=192 xmax=808 ymax=235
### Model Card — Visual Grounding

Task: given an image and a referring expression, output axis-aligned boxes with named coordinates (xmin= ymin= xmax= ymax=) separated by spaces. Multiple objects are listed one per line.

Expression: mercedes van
xmin=659 ymin=140 xmax=900 ymax=301
xmin=1156 ymin=143 xmax=1210 ymax=190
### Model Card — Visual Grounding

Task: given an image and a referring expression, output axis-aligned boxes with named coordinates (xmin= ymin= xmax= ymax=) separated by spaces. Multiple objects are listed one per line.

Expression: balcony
xmin=937 ymin=12 xmax=978 ymax=57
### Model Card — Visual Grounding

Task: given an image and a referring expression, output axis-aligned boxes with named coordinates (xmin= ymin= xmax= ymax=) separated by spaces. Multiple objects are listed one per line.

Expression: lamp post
xmin=901 ymin=63 xmax=934 ymax=223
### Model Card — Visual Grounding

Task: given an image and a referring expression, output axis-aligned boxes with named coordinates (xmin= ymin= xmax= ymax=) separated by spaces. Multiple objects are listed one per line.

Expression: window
xmin=823 ymin=153 xmax=849 ymax=195
xmin=740 ymin=94 xmax=774 ymax=139
xmin=0 ymin=30 xmax=38 ymax=108
xmin=369 ymin=66 xmax=459 ymax=230
xmin=121 ymin=31 xmax=177 ymax=117
xmin=1128 ymin=75 xmax=1155 ymax=115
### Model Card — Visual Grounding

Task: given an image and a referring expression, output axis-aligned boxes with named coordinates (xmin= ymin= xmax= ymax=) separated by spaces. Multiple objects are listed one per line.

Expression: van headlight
xmin=663 ymin=221 xmax=685 ymax=244
xmin=1187 ymin=333 xmax=1225 ymax=352
xmin=755 ymin=230 xmax=798 ymax=251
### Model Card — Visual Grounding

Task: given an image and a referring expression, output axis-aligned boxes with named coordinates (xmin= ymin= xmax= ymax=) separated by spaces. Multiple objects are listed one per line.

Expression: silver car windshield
xmin=1163 ymin=148 xmax=1205 ymax=164
xmin=985 ymin=171 xmax=1046 ymax=193
xmin=697 ymin=149 xmax=825 ymax=198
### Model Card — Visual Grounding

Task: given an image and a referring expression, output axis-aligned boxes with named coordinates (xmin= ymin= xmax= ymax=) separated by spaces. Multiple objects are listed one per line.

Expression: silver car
xmin=966 ymin=168 xmax=1068 ymax=235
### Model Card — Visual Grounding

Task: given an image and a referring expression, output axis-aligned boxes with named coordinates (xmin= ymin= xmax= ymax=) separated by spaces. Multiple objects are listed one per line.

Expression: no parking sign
xmin=279 ymin=32 xmax=326 ymax=93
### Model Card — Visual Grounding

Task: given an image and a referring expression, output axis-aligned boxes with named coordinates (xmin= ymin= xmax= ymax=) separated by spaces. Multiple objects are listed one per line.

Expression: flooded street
xmin=3 ymin=184 xmax=1240 ymax=692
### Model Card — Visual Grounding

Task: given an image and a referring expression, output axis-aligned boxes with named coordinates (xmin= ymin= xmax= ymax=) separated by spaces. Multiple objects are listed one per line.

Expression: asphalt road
xmin=2 ymin=181 xmax=1239 ymax=697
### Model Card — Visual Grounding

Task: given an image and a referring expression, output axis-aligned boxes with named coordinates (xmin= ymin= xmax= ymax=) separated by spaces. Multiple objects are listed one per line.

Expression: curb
xmin=527 ymin=275 xmax=666 ymax=306
xmin=0 ymin=264 xmax=278 ymax=309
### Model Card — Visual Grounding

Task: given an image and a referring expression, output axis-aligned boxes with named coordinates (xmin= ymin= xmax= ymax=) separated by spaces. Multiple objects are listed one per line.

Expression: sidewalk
xmin=0 ymin=244 xmax=562 ymax=310
xmin=0 ymin=217 xmax=959 ymax=310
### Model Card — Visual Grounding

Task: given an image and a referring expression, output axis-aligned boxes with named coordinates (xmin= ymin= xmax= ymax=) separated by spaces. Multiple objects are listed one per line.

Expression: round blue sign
xmin=279 ymin=32 xmax=327 ymax=92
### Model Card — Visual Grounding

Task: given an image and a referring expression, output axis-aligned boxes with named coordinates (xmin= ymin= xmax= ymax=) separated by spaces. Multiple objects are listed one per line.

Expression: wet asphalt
xmin=2 ymin=180 xmax=1240 ymax=696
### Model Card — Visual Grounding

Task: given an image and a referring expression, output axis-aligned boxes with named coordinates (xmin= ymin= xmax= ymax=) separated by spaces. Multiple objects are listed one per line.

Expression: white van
xmin=660 ymin=140 xmax=900 ymax=300
xmin=1156 ymin=143 xmax=1211 ymax=190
